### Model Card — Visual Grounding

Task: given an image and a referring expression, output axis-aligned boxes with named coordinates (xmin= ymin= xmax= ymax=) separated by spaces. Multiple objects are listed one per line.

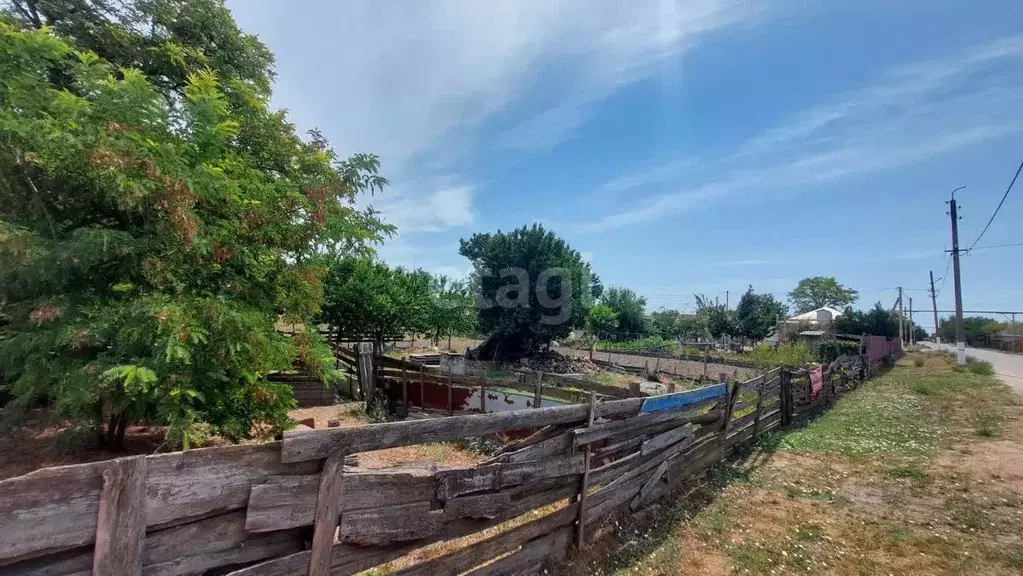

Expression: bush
xmin=596 ymin=336 xmax=677 ymax=354
xmin=816 ymin=340 xmax=862 ymax=364
xmin=966 ymin=359 xmax=994 ymax=376
xmin=747 ymin=342 xmax=815 ymax=368
xmin=913 ymin=358 xmax=926 ymax=367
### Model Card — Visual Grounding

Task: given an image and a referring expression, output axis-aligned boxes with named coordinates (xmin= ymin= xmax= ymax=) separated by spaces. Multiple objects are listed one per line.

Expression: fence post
xmin=780 ymin=369 xmax=792 ymax=427
xmin=401 ymin=363 xmax=408 ymax=416
xmin=419 ymin=364 xmax=426 ymax=412
xmin=356 ymin=342 xmax=374 ymax=407
xmin=447 ymin=363 xmax=454 ymax=416
xmin=752 ymin=374 xmax=765 ymax=441
xmin=479 ymin=377 xmax=487 ymax=414
xmin=575 ymin=391 xmax=597 ymax=548
xmin=534 ymin=372 xmax=544 ymax=409
xmin=93 ymin=456 xmax=147 ymax=576
xmin=309 ymin=450 xmax=346 ymax=576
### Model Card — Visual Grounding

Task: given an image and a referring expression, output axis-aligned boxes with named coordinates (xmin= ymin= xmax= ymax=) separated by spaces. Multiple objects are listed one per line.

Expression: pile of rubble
xmin=518 ymin=351 xmax=601 ymax=374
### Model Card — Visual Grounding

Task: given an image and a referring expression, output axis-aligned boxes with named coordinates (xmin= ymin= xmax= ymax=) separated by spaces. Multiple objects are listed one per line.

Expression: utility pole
xmin=908 ymin=297 xmax=914 ymax=346
xmin=929 ymin=270 xmax=939 ymax=344
xmin=897 ymin=286 xmax=905 ymax=344
xmin=725 ymin=290 xmax=729 ymax=310
xmin=949 ymin=187 xmax=967 ymax=365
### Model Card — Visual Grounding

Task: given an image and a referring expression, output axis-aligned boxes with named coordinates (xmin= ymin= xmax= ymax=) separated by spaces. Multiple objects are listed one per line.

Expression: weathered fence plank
xmin=436 ymin=453 xmax=585 ymax=499
xmin=245 ymin=466 xmax=437 ymax=532
xmin=92 ymin=456 xmax=147 ymax=576
xmin=281 ymin=398 xmax=645 ymax=463
xmin=391 ymin=505 xmax=577 ymax=576
xmin=309 ymin=450 xmax=346 ymax=576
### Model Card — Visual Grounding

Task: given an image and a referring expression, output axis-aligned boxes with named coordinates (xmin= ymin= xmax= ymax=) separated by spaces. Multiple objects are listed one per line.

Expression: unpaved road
xmin=924 ymin=341 xmax=1023 ymax=395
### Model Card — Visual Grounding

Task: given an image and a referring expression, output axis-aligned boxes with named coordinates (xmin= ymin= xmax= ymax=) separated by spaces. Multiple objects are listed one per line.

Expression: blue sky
xmin=228 ymin=1 xmax=1023 ymax=331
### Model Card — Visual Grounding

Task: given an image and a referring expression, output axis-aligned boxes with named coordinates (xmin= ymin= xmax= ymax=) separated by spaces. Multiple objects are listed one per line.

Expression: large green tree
xmin=0 ymin=3 xmax=391 ymax=447
xmin=936 ymin=316 xmax=1000 ymax=347
xmin=585 ymin=304 xmax=618 ymax=340
xmin=426 ymin=274 xmax=476 ymax=349
xmin=789 ymin=276 xmax=858 ymax=313
xmin=602 ymin=286 xmax=648 ymax=340
xmin=833 ymin=303 xmax=898 ymax=338
xmin=735 ymin=287 xmax=787 ymax=343
xmin=695 ymin=295 xmax=734 ymax=339
xmin=459 ymin=224 xmax=600 ymax=359
xmin=650 ymin=308 xmax=706 ymax=342
xmin=320 ymin=259 xmax=430 ymax=349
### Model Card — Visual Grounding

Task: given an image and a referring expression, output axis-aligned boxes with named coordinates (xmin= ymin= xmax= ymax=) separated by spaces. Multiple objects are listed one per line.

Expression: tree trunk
xmin=114 ymin=414 xmax=128 ymax=452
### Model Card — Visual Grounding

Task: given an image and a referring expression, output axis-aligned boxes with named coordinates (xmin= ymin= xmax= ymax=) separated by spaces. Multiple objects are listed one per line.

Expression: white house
xmin=785 ymin=306 xmax=844 ymax=326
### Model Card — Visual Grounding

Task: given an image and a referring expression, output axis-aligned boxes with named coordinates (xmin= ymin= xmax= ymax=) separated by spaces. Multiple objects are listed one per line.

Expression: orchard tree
xmin=650 ymin=308 xmax=679 ymax=341
xmin=0 ymin=3 xmax=392 ymax=448
xmin=426 ymin=275 xmax=476 ymax=349
xmin=789 ymin=276 xmax=858 ymax=313
xmin=695 ymin=295 xmax=734 ymax=339
xmin=321 ymin=259 xmax=430 ymax=348
xmin=735 ymin=287 xmax=788 ymax=343
xmin=586 ymin=304 xmax=618 ymax=340
xmin=459 ymin=224 xmax=600 ymax=360
xmin=652 ymin=308 xmax=706 ymax=342
xmin=603 ymin=287 xmax=649 ymax=340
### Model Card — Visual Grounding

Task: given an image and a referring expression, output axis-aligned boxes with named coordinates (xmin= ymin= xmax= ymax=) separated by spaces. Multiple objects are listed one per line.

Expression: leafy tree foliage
xmin=695 ymin=296 xmax=735 ymax=339
xmin=833 ymin=303 xmax=898 ymax=338
xmin=585 ymin=304 xmax=618 ymax=340
xmin=650 ymin=308 xmax=706 ymax=341
xmin=936 ymin=315 xmax=1001 ymax=347
xmin=0 ymin=3 xmax=391 ymax=447
xmin=602 ymin=286 xmax=648 ymax=340
xmin=459 ymin=224 xmax=600 ymax=359
xmin=426 ymin=275 xmax=476 ymax=348
xmin=789 ymin=276 xmax=858 ymax=313
xmin=320 ymin=258 xmax=429 ymax=347
xmin=735 ymin=287 xmax=787 ymax=343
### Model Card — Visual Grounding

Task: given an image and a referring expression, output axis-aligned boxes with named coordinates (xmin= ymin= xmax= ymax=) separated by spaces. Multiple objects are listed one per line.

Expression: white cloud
xmin=581 ymin=35 xmax=1023 ymax=232
xmin=369 ymin=185 xmax=475 ymax=234
xmin=229 ymin=0 xmax=761 ymax=230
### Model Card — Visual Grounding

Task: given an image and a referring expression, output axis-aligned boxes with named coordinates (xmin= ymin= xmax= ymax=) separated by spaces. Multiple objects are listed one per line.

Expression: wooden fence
xmin=0 ymin=357 xmax=871 ymax=576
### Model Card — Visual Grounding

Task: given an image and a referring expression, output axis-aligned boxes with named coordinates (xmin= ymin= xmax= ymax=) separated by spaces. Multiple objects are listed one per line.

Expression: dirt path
xmin=559 ymin=347 xmax=757 ymax=381
xmin=924 ymin=341 xmax=1023 ymax=395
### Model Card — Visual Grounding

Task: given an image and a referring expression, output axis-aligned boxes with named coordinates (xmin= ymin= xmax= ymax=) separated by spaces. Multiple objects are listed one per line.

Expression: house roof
xmin=787 ymin=306 xmax=845 ymax=323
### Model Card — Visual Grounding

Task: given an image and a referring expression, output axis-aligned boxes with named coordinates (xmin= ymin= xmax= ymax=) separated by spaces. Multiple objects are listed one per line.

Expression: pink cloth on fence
xmin=810 ymin=365 xmax=824 ymax=399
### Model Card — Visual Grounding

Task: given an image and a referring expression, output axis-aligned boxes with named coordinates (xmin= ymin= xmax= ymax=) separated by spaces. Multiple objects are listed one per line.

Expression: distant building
xmin=785 ymin=306 xmax=845 ymax=327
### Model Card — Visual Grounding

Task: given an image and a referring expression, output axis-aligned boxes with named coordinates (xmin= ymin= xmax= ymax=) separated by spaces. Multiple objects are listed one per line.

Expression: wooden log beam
xmin=281 ymin=398 xmax=644 ymax=463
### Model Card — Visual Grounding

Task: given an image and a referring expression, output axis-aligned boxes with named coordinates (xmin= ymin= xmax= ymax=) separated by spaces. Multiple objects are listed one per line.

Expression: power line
xmin=967 ymin=157 xmax=1023 ymax=250
xmin=968 ymin=241 xmax=1023 ymax=251
xmin=934 ymin=256 xmax=952 ymax=298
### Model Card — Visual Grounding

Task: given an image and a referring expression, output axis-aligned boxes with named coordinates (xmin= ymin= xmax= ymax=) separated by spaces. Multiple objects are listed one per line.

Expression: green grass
xmin=1006 ymin=546 xmax=1023 ymax=569
xmin=887 ymin=465 xmax=929 ymax=487
xmin=973 ymin=410 xmax=1004 ymax=437
xmin=966 ymin=358 xmax=994 ymax=375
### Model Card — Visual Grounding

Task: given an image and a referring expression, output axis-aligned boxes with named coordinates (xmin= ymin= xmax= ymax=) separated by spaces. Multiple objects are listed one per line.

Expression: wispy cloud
xmin=231 ymin=0 xmax=761 ymax=233
xmin=368 ymin=184 xmax=475 ymax=234
xmin=580 ymin=35 xmax=1023 ymax=232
